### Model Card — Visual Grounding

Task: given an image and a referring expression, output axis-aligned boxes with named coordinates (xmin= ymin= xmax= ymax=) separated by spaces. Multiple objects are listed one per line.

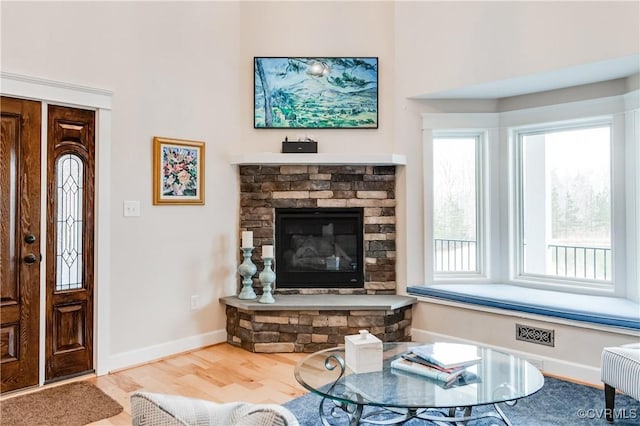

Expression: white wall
xmin=394 ymin=0 xmax=640 ymax=287
xmin=1 ymin=1 xmax=243 ymax=366
xmin=238 ymin=1 xmax=395 ymax=155
xmin=393 ymin=1 xmax=640 ymax=385
xmin=412 ymin=301 xmax=639 ymax=385
xmin=0 ymin=0 xmax=397 ymax=371
xmin=2 ymin=0 xmax=638 ymax=377
xmin=394 ymin=1 xmax=640 ymax=99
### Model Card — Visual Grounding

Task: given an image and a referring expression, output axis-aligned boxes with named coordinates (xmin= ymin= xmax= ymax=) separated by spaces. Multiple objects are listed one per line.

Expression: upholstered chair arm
xmin=130 ymin=391 xmax=300 ymax=426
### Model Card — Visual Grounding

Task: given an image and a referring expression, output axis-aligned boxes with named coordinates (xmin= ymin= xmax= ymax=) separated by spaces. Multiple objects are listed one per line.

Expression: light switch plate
xmin=123 ymin=200 xmax=141 ymax=217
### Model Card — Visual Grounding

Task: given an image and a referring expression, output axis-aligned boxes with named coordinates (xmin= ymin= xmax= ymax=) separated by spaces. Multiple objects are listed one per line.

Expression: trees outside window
xmin=518 ymin=124 xmax=612 ymax=282
xmin=433 ymin=135 xmax=480 ymax=273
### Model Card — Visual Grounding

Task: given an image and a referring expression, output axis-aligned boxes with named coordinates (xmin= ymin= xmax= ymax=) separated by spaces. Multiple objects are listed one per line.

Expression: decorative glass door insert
xmin=56 ymin=154 xmax=84 ymax=291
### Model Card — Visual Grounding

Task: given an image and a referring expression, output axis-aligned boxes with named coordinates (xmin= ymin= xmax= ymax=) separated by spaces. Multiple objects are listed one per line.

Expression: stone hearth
xmin=221 ymin=295 xmax=415 ymax=353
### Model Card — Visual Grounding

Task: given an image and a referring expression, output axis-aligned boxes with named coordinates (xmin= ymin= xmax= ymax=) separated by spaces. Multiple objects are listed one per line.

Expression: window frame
xmin=509 ymin=118 xmax=615 ymax=292
xmin=422 ymin=92 xmax=639 ymax=301
xmin=431 ymin=130 xmax=487 ymax=281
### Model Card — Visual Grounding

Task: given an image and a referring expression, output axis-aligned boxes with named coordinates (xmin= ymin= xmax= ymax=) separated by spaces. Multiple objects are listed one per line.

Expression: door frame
xmin=1 ymin=72 xmax=112 ymax=381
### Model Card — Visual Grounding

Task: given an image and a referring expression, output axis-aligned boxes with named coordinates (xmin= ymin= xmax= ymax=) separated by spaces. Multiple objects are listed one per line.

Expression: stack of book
xmin=390 ymin=343 xmax=481 ymax=387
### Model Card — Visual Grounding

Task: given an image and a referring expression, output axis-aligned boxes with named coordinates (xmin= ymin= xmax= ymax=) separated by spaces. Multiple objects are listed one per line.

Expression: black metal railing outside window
xmin=548 ymin=244 xmax=611 ymax=281
xmin=434 ymin=238 xmax=477 ymax=272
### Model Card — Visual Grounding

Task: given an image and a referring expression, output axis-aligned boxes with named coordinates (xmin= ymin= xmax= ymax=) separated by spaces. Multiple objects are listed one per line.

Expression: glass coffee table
xmin=294 ymin=342 xmax=544 ymax=425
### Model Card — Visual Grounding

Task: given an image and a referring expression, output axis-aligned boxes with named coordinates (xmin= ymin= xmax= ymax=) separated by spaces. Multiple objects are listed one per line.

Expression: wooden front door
xmin=0 ymin=97 xmax=42 ymax=393
xmin=45 ymin=105 xmax=95 ymax=382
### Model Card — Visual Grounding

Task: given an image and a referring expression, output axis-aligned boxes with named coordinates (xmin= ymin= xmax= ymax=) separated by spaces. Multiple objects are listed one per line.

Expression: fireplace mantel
xmin=230 ymin=152 xmax=406 ymax=166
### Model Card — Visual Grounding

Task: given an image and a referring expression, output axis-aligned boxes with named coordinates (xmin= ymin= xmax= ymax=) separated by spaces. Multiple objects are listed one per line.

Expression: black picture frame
xmin=254 ymin=57 xmax=379 ymax=129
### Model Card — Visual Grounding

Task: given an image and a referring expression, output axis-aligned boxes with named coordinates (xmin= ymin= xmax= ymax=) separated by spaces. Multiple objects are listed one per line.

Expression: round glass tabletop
xmin=294 ymin=342 xmax=544 ymax=409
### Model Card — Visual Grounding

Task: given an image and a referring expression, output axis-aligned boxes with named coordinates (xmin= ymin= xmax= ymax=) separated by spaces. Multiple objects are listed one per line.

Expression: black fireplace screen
xmin=275 ymin=208 xmax=364 ymax=288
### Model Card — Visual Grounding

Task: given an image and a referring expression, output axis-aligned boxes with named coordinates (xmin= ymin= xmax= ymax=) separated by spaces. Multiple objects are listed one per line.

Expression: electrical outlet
xmin=123 ymin=200 xmax=141 ymax=217
xmin=191 ymin=295 xmax=200 ymax=310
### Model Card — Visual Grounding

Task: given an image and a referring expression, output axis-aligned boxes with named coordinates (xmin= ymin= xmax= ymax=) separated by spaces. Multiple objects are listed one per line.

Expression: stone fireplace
xmin=239 ymin=164 xmax=396 ymax=295
xmin=223 ymin=158 xmax=413 ymax=353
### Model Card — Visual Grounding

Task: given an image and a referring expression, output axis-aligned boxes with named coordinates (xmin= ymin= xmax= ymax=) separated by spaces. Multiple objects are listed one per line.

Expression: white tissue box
xmin=345 ymin=330 xmax=383 ymax=374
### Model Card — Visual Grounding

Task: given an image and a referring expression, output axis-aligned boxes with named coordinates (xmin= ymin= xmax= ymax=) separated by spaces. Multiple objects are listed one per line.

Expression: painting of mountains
xmin=254 ymin=57 xmax=378 ymax=129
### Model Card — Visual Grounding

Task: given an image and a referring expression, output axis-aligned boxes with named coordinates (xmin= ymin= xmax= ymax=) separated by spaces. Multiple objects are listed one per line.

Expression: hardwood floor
xmin=1 ymin=342 xmax=604 ymax=425
xmin=86 ymin=347 xmax=602 ymax=426
xmin=88 ymin=343 xmax=308 ymax=425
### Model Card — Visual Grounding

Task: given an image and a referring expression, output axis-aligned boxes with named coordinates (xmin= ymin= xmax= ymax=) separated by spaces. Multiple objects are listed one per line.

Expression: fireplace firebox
xmin=275 ymin=208 xmax=364 ymax=288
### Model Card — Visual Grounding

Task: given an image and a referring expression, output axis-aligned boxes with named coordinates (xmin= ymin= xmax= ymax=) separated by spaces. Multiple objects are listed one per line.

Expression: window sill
xmin=407 ymin=284 xmax=640 ymax=331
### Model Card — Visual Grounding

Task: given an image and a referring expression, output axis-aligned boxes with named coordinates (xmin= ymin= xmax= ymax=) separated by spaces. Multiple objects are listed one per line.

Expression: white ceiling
xmin=415 ymin=54 xmax=640 ymax=100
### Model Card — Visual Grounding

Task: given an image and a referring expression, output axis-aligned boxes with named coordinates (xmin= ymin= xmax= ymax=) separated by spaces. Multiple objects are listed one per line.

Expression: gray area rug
xmin=283 ymin=376 xmax=639 ymax=425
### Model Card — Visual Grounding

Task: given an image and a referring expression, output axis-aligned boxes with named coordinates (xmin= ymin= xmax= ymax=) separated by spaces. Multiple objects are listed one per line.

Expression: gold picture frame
xmin=153 ymin=137 xmax=205 ymax=205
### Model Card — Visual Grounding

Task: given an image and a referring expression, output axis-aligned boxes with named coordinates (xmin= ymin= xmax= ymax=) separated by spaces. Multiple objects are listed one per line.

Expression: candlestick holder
xmin=258 ymin=257 xmax=276 ymax=304
xmin=237 ymin=247 xmax=257 ymax=300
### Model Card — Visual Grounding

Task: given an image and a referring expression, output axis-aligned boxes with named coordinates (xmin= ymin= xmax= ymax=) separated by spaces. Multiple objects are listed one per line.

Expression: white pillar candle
xmin=262 ymin=245 xmax=274 ymax=258
xmin=241 ymin=231 xmax=253 ymax=248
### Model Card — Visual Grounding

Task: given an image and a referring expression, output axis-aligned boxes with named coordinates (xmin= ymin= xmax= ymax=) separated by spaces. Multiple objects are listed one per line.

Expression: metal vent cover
xmin=516 ymin=324 xmax=555 ymax=347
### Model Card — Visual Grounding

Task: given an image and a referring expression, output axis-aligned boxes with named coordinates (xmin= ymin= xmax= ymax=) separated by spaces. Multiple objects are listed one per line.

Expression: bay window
xmin=423 ymin=92 xmax=638 ymax=300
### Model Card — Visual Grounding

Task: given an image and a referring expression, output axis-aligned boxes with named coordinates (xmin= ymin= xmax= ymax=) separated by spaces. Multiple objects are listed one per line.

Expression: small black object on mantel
xmin=282 ymin=139 xmax=318 ymax=153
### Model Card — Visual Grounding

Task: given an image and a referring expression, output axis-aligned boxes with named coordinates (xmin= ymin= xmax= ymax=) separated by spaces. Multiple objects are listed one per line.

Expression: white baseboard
xmin=104 ymin=329 xmax=227 ymax=374
xmin=411 ymin=328 xmax=602 ymax=386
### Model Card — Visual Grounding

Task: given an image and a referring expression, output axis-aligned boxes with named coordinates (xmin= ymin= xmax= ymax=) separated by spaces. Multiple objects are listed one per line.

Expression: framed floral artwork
xmin=153 ymin=137 xmax=205 ymax=205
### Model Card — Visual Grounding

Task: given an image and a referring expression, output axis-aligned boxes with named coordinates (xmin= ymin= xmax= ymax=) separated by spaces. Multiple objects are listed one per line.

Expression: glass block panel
xmin=56 ymin=154 xmax=83 ymax=291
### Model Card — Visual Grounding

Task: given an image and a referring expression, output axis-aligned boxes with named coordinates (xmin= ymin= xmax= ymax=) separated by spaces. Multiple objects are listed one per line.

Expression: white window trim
xmin=624 ymin=91 xmax=640 ymax=302
xmin=422 ymin=91 xmax=639 ymax=302
xmin=431 ymin=130 xmax=488 ymax=281
xmin=509 ymin=117 xmax=617 ymax=293
xmin=423 ymin=114 xmax=500 ymax=285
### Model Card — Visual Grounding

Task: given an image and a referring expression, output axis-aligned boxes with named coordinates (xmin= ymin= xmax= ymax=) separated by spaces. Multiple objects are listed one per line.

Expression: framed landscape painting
xmin=254 ymin=57 xmax=378 ymax=129
xmin=153 ymin=137 xmax=205 ymax=205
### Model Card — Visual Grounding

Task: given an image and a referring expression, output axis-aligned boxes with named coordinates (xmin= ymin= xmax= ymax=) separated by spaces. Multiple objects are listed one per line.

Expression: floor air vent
xmin=516 ymin=324 xmax=555 ymax=347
